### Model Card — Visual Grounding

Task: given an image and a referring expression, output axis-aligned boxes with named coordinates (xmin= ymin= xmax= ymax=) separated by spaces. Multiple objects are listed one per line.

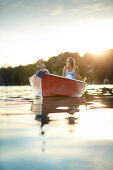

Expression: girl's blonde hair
xmin=67 ymin=57 xmax=75 ymax=67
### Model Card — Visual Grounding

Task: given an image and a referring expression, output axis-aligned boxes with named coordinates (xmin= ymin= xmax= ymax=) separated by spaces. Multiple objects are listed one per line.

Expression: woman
xmin=62 ymin=57 xmax=82 ymax=80
xmin=37 ymin=59 xmax=49 ymax=73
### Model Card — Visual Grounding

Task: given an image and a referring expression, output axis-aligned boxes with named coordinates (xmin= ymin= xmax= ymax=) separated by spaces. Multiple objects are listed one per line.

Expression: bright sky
xmin=0 ymin=0 xmax=113 ymax=67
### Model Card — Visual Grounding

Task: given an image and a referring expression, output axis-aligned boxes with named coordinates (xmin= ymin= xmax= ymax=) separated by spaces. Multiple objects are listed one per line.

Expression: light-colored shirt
xmin=66 ymin=68 xmax=76 ymax=79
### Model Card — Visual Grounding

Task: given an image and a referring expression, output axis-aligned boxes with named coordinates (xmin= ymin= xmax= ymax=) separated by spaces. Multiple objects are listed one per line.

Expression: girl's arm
xmin=62 ymin=66 xmax=66 ymax=77
xmin=75 ymin=66 xmax=82 ymax=81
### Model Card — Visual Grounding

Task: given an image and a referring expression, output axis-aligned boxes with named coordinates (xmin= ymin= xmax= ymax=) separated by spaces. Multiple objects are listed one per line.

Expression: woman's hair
xmin=67 ymin=57 xmax=75 ymax=67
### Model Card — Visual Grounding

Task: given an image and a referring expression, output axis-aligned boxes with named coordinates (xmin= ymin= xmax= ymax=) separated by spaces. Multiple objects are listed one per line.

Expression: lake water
xmin=0 ymin=85 xmax=113 ymax=170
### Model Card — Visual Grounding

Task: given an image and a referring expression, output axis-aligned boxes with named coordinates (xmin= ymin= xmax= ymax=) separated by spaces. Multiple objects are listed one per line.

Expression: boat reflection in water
xmin=31 ymin=97 xmax=86 ymax=133
xmin=0 ymin=85 xmax=113 ymax=170
xmin=31 ymin=86 xmax=113 ymax=142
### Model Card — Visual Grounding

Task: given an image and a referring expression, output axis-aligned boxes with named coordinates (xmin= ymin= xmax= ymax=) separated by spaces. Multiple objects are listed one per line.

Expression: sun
xmin=0 ymin=19 xmax=112 ymax=67
xmin=62 ymin=20 xmax=113 ymax=56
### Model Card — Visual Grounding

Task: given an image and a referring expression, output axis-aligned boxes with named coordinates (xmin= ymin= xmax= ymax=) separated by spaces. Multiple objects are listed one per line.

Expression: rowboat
xmin=29 ymin=71 xmax=86 ymax=98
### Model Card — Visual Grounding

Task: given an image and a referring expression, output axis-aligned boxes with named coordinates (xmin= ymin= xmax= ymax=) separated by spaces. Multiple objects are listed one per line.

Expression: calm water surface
xmin=0 ymin=85 xmax=113 ymax=170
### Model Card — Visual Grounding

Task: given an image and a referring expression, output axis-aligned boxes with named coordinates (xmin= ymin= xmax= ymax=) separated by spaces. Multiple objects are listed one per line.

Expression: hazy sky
xmin=0 ymin=0 xmax=113 ymax=67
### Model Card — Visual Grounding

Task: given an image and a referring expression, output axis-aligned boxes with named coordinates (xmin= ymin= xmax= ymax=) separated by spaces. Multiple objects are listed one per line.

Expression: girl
xmin=62 ymin=57 xmax=82 ymax=80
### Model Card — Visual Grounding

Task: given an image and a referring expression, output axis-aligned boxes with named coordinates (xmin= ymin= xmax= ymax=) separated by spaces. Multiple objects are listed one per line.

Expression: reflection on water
xmin=0 ymin=85 xmax=113 ymax=170
xmin=31 ymin=97 xmax=86 ymax=137
xmin=32 ymin=97 xmax=86 ymax=132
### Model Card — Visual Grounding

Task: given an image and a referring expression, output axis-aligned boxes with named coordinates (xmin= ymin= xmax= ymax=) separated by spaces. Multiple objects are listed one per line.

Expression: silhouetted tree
xmin=0 ymin=49 xmax=113 ymax=85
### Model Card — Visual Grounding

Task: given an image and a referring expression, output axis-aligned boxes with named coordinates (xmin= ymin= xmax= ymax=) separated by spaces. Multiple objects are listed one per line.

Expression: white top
xmin=66 ymin=68 xmax=76 ymax=79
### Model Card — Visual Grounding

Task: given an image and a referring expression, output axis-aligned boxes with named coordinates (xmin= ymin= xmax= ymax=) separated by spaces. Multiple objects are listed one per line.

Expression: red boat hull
xmin=29 ymin=73 xmax=86 ymax=98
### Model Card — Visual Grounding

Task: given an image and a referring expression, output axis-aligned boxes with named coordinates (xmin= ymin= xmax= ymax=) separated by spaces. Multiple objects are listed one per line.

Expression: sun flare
xmin=0 ymin=19 xmax=113 ymax=67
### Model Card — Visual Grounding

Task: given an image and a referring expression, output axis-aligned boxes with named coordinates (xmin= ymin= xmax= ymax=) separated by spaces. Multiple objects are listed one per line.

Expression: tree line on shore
xmin=0 ymin=49 xmax=113 ymax=85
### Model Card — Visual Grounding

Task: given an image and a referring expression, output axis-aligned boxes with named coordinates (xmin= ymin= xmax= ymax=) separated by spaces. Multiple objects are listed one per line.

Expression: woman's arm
xmin=41 ymin=68 xmax=49 ymax=73
xmin=75 ymin=66 xmax=82 ymax=81
xmin=62 ymin=66 xmax=66 ymax=77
